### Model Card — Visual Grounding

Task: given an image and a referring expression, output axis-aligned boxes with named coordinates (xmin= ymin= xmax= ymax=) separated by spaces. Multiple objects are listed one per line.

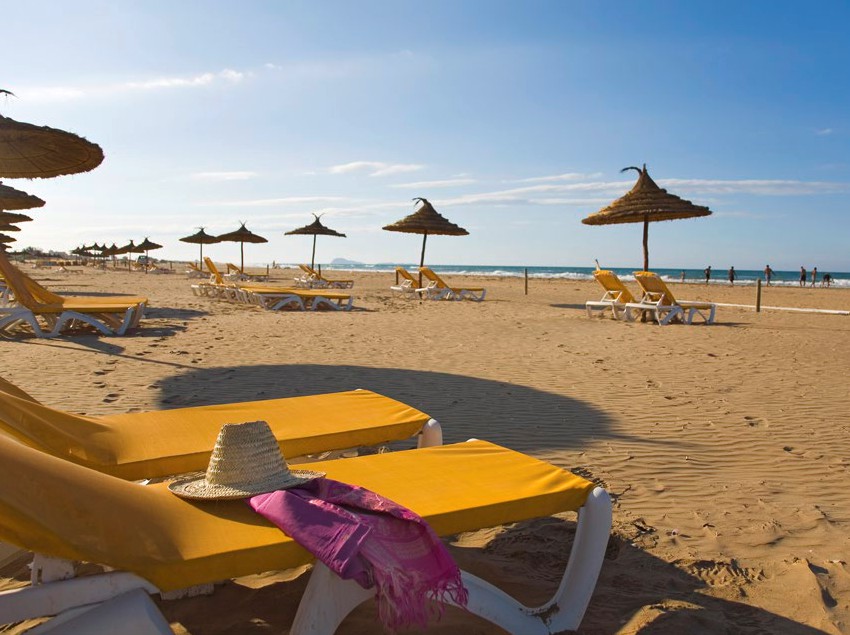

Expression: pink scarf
xmin=249 ymin=478 xmax=467 ymax=633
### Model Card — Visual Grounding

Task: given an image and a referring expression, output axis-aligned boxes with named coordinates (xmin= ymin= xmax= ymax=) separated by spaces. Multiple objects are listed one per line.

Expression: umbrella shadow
xmin=143 ymin=307 xmax=208 ymax=320
xmin=155 ymin=364 xmax=651 ymax=456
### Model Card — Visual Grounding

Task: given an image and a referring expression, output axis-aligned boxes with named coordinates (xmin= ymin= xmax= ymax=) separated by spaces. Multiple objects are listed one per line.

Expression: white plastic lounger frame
xmin=623 ymin=301 xmax=683 ymax=325
xmin=0 ymin=305 xmax=143 ymax=338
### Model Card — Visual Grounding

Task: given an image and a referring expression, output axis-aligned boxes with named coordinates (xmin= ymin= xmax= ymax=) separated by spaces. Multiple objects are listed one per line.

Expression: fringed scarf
xmin=249 ymin=477 xmax=467 ymax=633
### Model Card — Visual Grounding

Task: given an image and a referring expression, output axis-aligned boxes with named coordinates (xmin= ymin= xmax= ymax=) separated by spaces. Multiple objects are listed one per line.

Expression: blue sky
xmin=3 ymin=1 xmax=849 ymax=270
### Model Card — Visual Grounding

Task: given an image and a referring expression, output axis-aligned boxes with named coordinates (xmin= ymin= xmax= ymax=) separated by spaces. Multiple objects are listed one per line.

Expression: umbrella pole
xmin=144 ymin=250 xmax=149 ymax=274
xmin=200 ymin=244 xmax=204 ymax=271
xmin=419 ymin=232 xmax=428 ymax=287
xmin=311 ymin=235 xmax=317 ymax=270
xmin=642 ymin=217 xmax=649 ymax=272
xmin=240 ymin=242 xmax=244 ymax=273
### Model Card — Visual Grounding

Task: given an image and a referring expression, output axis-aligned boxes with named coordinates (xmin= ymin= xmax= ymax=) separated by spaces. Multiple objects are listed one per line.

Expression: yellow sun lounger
xmin=0 ymin=253 xmax=147 ymax=338
xmin=586 ymin=270 xmax=638 ymax=319
xmin=298 ymin=264 xmax=354 ymax=289
xmin=0 ymin=377 xmax=439 ymax=481
xmin=419 ymin=266 xmax=486 ymax=301
xmin=626 ymin=271 xmax=716 ymax=325
xmin=390 ymin=266 xmax=428 ymax=297
xmin=226 ymin=262 xmax=268 ymax=282
xmin=0 ymin=436 xmax=610 ymax=634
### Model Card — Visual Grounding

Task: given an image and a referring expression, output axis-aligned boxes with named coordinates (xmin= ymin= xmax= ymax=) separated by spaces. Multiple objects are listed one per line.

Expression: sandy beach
xmin=1 ymin=264 xmax=849 ymax=634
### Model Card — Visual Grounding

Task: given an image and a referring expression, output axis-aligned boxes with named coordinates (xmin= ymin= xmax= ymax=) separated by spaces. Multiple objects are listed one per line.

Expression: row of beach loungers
xmin=191 ymin=258 xmax=353 ymax=311
xmin=390 ymin=266 xmax=487 ymax=301
xmin=587 ymin=269 xmax=716 ymax=325
xmin=0 ymin=376 xmax=611 ymax=634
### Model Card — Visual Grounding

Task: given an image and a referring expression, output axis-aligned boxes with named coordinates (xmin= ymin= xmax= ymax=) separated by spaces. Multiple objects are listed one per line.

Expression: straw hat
xmin=168 ymin=421 xmax=324 ymax=500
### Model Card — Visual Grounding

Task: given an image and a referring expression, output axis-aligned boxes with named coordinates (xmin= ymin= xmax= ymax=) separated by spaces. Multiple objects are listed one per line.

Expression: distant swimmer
xmin=810 ymin=266 xmax=818 ymax=287
xmin=728 ymin=266 xmax=736 ymax=285
xmin=822 ymin=273 xmax=832 ymax=287
xmin=681 ymin=270 xmax=686 ymax=282
xmin=764 ymin=264 xmax=774 ymax=285
xmin=800 ymin=266 xmax=807 ymax=287
xmin=704 ymin=265 xmax=712 ymax=285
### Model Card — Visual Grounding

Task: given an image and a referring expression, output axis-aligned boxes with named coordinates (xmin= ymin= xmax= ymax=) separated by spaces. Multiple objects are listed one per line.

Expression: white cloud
xmin=512 ymin=172 xmax=603 ymax=183
xmin=328 ymin=161 xmax=424 ymax=177
xmin=389 ymin=178 xmax=477 ymax=189
xmin=191 ymin=171 xmax=258 ymax=181
xmin=17 ymin=69 xmax=248 ymax=103
xmin=815 ymin=128 xmax=834 ymax=136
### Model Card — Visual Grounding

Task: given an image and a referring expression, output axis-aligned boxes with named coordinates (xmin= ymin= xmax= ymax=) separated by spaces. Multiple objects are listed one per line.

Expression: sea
xmin=316 ymin=263 xmax=850 ymax=288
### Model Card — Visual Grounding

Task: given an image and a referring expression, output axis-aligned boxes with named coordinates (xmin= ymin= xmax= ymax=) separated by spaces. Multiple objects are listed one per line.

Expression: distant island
xmin=330 ymin=258 xmax=364 ymax=265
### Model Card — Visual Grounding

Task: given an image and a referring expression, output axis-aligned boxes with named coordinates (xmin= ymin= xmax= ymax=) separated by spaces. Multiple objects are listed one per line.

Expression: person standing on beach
xmin=800 ymin=266 xmax=807 ymax=287
xmin=822 ymin=273 xmax=832 ymax=287
xmin=764 ymin=265 xmax=774 ymax=285
xmin=681 ymin=270 xmax=686 ymax=282
xmin=704 ymin=266 xmax=712 ymax=285
xmin=728 ymin=266 xmax=736 ymax=285
xmin=811 ymin=267 xmax=818 ymax=287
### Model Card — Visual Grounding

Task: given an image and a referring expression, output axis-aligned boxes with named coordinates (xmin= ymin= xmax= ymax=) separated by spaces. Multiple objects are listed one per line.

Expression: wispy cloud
xmin=195 ymin=195 xmax=349 ymax=207
xmin=815 ymin=128 xmax=834 ymax=136
xmin=328 ymin=161 xmax=424 ymax=177
xmin=659 ymin=178 xmax=849 ymax=195
xmin=511 ymin=172 xmax=603 ymax=183
xmin=191 ymin=171 xmax=258 ymax=181
xmin=18 ymin=69 xmax=248 ymax=103
xmin=389 ymin=178 xmax=477 ymax=189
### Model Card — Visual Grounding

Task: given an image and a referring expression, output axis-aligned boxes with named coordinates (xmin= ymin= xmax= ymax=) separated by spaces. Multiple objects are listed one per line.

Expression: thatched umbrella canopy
xmin=0 ymin=223 xmax=20 ymax=232
xmin=0 ymin=182 xmax=45 ymax=211
xmin=215 ymin=223 xmax=268 ymax=272
xmin=115 ymin=240 xmax=145 ymax=271
xmin=383 ymin=198 xmax=468 ymax=284
xmin=0 ymin=234 xmax=15 ymax=244
xmin=0 ymin=114 xmax=104 ymax=179
xmin=137 ymin=237 xmax=163 ymax=274
xmin=582 ymin=164 xmax=712 ymax=271
xmin=285 ymin=213 xmax=346 ymax=270
xmin=179 ymin=227 xmax=220 ymax=271
xmin=0 ymin=211 xmax=33 ymax=224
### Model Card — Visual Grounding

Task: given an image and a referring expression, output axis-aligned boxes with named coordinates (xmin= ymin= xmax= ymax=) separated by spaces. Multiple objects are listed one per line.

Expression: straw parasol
xmin=0 ymin=211 xmax=33 ymax=224
xmin=115 ymin=240 xmax=145 ymax=271
xmin=137 ymin=237 xmax=163 ymax=274
xmin=582 ymin=164 xmax=712 ymax=271
xmin=0 ymin=223 xmax=20 ymax=232
xmin=383 ymin=198 xmax=468 ymax=285
xmin=285 ymin=213 xmax=346 ymax=270
xmin=0 ymin=114 xmax=104 ymax=179
xmin=215 ymin=223 xmax=268 ymax=272
xmin=0 ymin=182 xmax=45 ymax=211
xmin=179 ymin=227 xmax=220 ymax=271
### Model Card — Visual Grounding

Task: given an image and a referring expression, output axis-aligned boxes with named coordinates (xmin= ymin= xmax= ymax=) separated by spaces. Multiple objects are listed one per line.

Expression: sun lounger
xmin=625 ymin=271 xmax=716 ymax=325
xmin=586 ymin=270 xmax=638 ymax=319
xmin=390 ymin=266 xmax=428 ymax=296
xmin=0 ymin=253 xmax=146 ymax=338
xmin=0 ymin=377 xmax=440 ymax=480
xmin=0 ymin=436 xmax=610 ymax=634
xmin=226 ymin=262 xmax=268 ymax=282
xmin=185 ymin=262 xmax=206 ymax=279
xmin=298 ymin=264 xmax=354 ymax=289
xmin=419 ymin=266 xmax=486 ymax=301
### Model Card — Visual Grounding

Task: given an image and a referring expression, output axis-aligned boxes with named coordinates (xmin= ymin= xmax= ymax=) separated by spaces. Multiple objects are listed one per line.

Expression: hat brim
xmin=168 ymin=469 xmax=324 ymax=500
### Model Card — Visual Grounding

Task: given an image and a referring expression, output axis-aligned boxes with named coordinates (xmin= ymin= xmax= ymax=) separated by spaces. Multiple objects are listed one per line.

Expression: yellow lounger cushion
xmin=0 ymin=385 xmax=430 ymax=480
xmin=0 ymin=437 xmax=595 ymax=591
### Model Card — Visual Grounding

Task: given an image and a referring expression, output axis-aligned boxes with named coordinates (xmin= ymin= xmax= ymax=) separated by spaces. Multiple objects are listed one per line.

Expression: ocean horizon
xmin=313 ymin=263 xmax=850 ymax=288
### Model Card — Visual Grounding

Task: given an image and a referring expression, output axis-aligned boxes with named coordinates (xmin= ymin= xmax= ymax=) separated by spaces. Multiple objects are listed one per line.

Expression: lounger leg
xmin=417 ymin=418 xmax=443 ymax=447
xmin=290 ymin=488 xmax=611 ymax=635
xmin=290 ymin=563 xmax=374 ymax=635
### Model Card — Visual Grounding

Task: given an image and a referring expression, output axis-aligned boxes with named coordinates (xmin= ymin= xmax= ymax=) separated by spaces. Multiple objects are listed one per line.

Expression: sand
xmin=1 ymin=264 xmax=849 ymax=634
